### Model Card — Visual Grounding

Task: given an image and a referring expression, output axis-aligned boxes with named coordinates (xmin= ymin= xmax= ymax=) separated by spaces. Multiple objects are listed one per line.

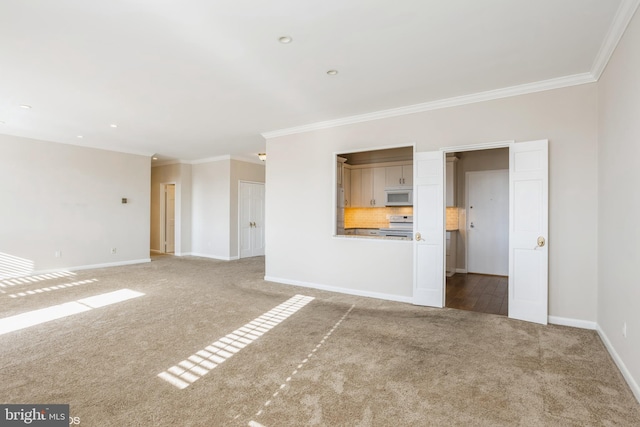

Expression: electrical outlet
xmin=623 ymin=322 xmax=627 ymax=338
xmin=54 ymin=250 xmax=61 ymax=258
xmin=111 ymin=248 xmax=117 ymax=254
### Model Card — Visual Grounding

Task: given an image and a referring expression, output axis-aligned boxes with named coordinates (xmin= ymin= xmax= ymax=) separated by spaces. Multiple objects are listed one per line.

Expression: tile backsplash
xmin=345 ymin=207 xmax=413 ymax=229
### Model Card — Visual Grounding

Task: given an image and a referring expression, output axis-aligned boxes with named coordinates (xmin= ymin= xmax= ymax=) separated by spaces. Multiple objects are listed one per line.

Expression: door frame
xmin=434 ymin=140 xmax=549 ymax=324
xmin=437 ymin=141 xmax=514 ymax=312
xmin=159 ymin=182 xmax=179 ymax=255
xmin=441 ymin=140 xmax=513 ymax=275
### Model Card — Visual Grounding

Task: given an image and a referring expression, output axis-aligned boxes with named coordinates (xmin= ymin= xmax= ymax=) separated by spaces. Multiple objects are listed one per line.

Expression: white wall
xmin=150 ymin=162 xmax=192 ymax=255
xmin=0 ymin=134 xmax=150 ymax=276
xmin=597 ymin=8 xmax=640 ymax=400
xmin=158 ymin=158 xmax=263 ymax=261
xmin=191 ymin=160 xmax=231 ymax=259
xmin=266 ymin=83 xmax=599 ymax=320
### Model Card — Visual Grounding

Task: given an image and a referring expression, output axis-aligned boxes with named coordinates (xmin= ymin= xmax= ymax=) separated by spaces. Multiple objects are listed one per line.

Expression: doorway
xmin=414 ymin=140 xmax=549 ymax=324
xmin=160 ymin=183 xmax=176 ymax=254
xmin=446 ymin=150 xmax=509 ymax=316
xmin=239 ymin=182 xmax=265 ymax=258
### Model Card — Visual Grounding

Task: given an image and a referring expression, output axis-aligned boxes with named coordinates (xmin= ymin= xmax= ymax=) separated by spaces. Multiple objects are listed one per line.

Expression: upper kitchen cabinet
xmin=385 ymin=164 xmax=413 ymax=188
xmin=446 ymin=156 xmax=458 ymax=206
xmin=361 ymin=167 xmax=386 ymax=207
xmin=350 ymin=168 xmax=362 ymax=207
xmin=350 ymin=167 xmax=386 ymax=207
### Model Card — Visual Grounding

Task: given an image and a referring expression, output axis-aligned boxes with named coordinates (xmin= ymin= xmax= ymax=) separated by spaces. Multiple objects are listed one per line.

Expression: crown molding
xmin=591 ymin=0 xmax=640 ymax=79
xmin=261 ymin=72 xmax=596 ymax=139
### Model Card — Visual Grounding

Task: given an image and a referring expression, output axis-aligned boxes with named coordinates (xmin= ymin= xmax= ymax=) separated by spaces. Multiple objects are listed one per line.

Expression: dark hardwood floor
xmin=446 ymin=273 xmax=508 ymax=316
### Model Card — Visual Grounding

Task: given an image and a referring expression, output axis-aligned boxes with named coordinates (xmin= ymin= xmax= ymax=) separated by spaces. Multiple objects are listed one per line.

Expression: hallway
xmin=446 ymin=273 xmax=508 ymax=316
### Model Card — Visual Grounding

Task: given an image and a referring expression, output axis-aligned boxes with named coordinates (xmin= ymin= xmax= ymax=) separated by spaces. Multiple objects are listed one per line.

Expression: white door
xmin=467 ymin=170 xmax=509 ymax=275
xmin=413 ymin=151 xmax=445 ymax=307
xmin=165 ymin=184 xmax=176 ymax=253
xmin=240 ymin=182 xmax=265 ymax=258
xmin=509 ymin=140 xmax=549 ymax=324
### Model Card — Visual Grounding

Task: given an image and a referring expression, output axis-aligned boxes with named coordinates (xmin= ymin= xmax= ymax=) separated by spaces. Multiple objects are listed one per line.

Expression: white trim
xmin=264 ymin=276 xmax=413 ymax=304
xmin=591 ymin=0 xmax=640 ymax=79
xmin=597 ymin=324 xmax=640 ymax=403
xmin=30 ymin=259 xmax=151 ymax=276
xmin=261 ymin=74 xmax=594 ymax=139
xmin=455 ymin=268 xmax=467 ymax=274
xmin=152 ymin=155 xmax=266 ymax=167
xmin=548 ymin=316 xmax=597 ymax=330
xmin=441 ymin=140 xmax=514 ymax=153
xmin=189 ymin=252 xmax=239 ymax=261
xmin=150 ymin=249 xmax=162 ymax=254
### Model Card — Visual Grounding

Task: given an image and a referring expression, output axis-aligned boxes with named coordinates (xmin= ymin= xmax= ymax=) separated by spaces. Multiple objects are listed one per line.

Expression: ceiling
xmin=0 ymin=0 xmax=636 ymax=162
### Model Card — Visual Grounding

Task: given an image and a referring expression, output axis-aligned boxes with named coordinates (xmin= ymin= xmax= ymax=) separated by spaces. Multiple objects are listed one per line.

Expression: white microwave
xmin=385 ymin=188 xmax=413 ymax=206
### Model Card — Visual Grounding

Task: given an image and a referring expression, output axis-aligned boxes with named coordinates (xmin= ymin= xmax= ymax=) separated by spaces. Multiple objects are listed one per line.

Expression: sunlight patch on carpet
xmin=7 ymin=279 xmax=98 ymax=298
xmin=158 ymin=294 xmax=315 ymax=389
xmin=0 ymin=289 xmax=144 ymax=335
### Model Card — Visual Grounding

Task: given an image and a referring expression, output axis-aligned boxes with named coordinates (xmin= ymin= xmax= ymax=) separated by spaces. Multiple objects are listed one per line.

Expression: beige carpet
xmin=1 ymin=255 xmax=639 ymax=426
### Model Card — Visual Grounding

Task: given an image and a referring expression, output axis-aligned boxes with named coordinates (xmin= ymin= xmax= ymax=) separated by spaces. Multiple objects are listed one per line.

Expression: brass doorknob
xmin=415 ymin=232 xmax=424 ymax=241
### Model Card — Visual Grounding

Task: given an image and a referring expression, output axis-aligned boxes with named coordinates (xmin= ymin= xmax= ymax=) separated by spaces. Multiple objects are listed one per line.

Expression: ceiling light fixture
xmin=110 ymin=124 xmax=118 ymax=128
xmin=258 ymin=153 xmax=266 ymax=161
xmin=326 ymin=69 xmax=338 ymax=76
xmin=20 ymin=105 xmax=32 ymax=109
xmin=77 ymin=135 xmax=83 ymax=139
xmin=152 ymin=157 xmax=158 ymax=160
xmin=278 ymin=36 xmax=292 ymax=44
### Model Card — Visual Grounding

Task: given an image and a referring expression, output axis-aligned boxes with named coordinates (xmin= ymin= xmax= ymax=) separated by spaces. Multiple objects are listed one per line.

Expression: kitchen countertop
xmin=335 ymin=234 xmax=411 ymax=241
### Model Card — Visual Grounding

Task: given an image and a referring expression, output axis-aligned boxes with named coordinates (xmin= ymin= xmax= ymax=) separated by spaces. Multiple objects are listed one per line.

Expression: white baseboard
xmin=31 ymin=258 xmax=151 ymax=276
xmin=150 ymin=249 xmax=162 ymax=254
xmin=264 ymin=276 xmax=413 ymax=304
xmin=455 ymin=268 xmax=467 ymax=274
xmin=548 ymin=316 xmax=597 ymax=330
xmin=188 ymin=252 xmax=239 ymax=261
xmin=596 ymin=324 xmax=640 ymax=403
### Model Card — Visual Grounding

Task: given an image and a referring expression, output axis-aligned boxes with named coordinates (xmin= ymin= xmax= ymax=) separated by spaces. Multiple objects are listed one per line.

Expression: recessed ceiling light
xmin=327 ymin=70 xmax=338 ymax=76
xmin=278 ymin=36 xmax=292 ymax=44
xmin=77 ymin=135 xmax=83 ymax=138
xmin=152 ymin=157 xmax=158 ymax=160
xmin=20 ymin=105 xmax=32 ymax=109
xmin=110 ymin=124 xmax=118 ymax=128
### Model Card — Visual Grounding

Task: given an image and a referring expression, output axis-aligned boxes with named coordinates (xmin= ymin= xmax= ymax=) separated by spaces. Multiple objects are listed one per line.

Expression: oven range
xmin=379 ymin=215 xmax=413 ymax=239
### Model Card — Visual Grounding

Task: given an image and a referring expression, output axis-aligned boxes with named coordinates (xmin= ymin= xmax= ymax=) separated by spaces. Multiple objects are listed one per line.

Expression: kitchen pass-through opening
xmin=335 ymin=146 xmax=414 ymax=240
